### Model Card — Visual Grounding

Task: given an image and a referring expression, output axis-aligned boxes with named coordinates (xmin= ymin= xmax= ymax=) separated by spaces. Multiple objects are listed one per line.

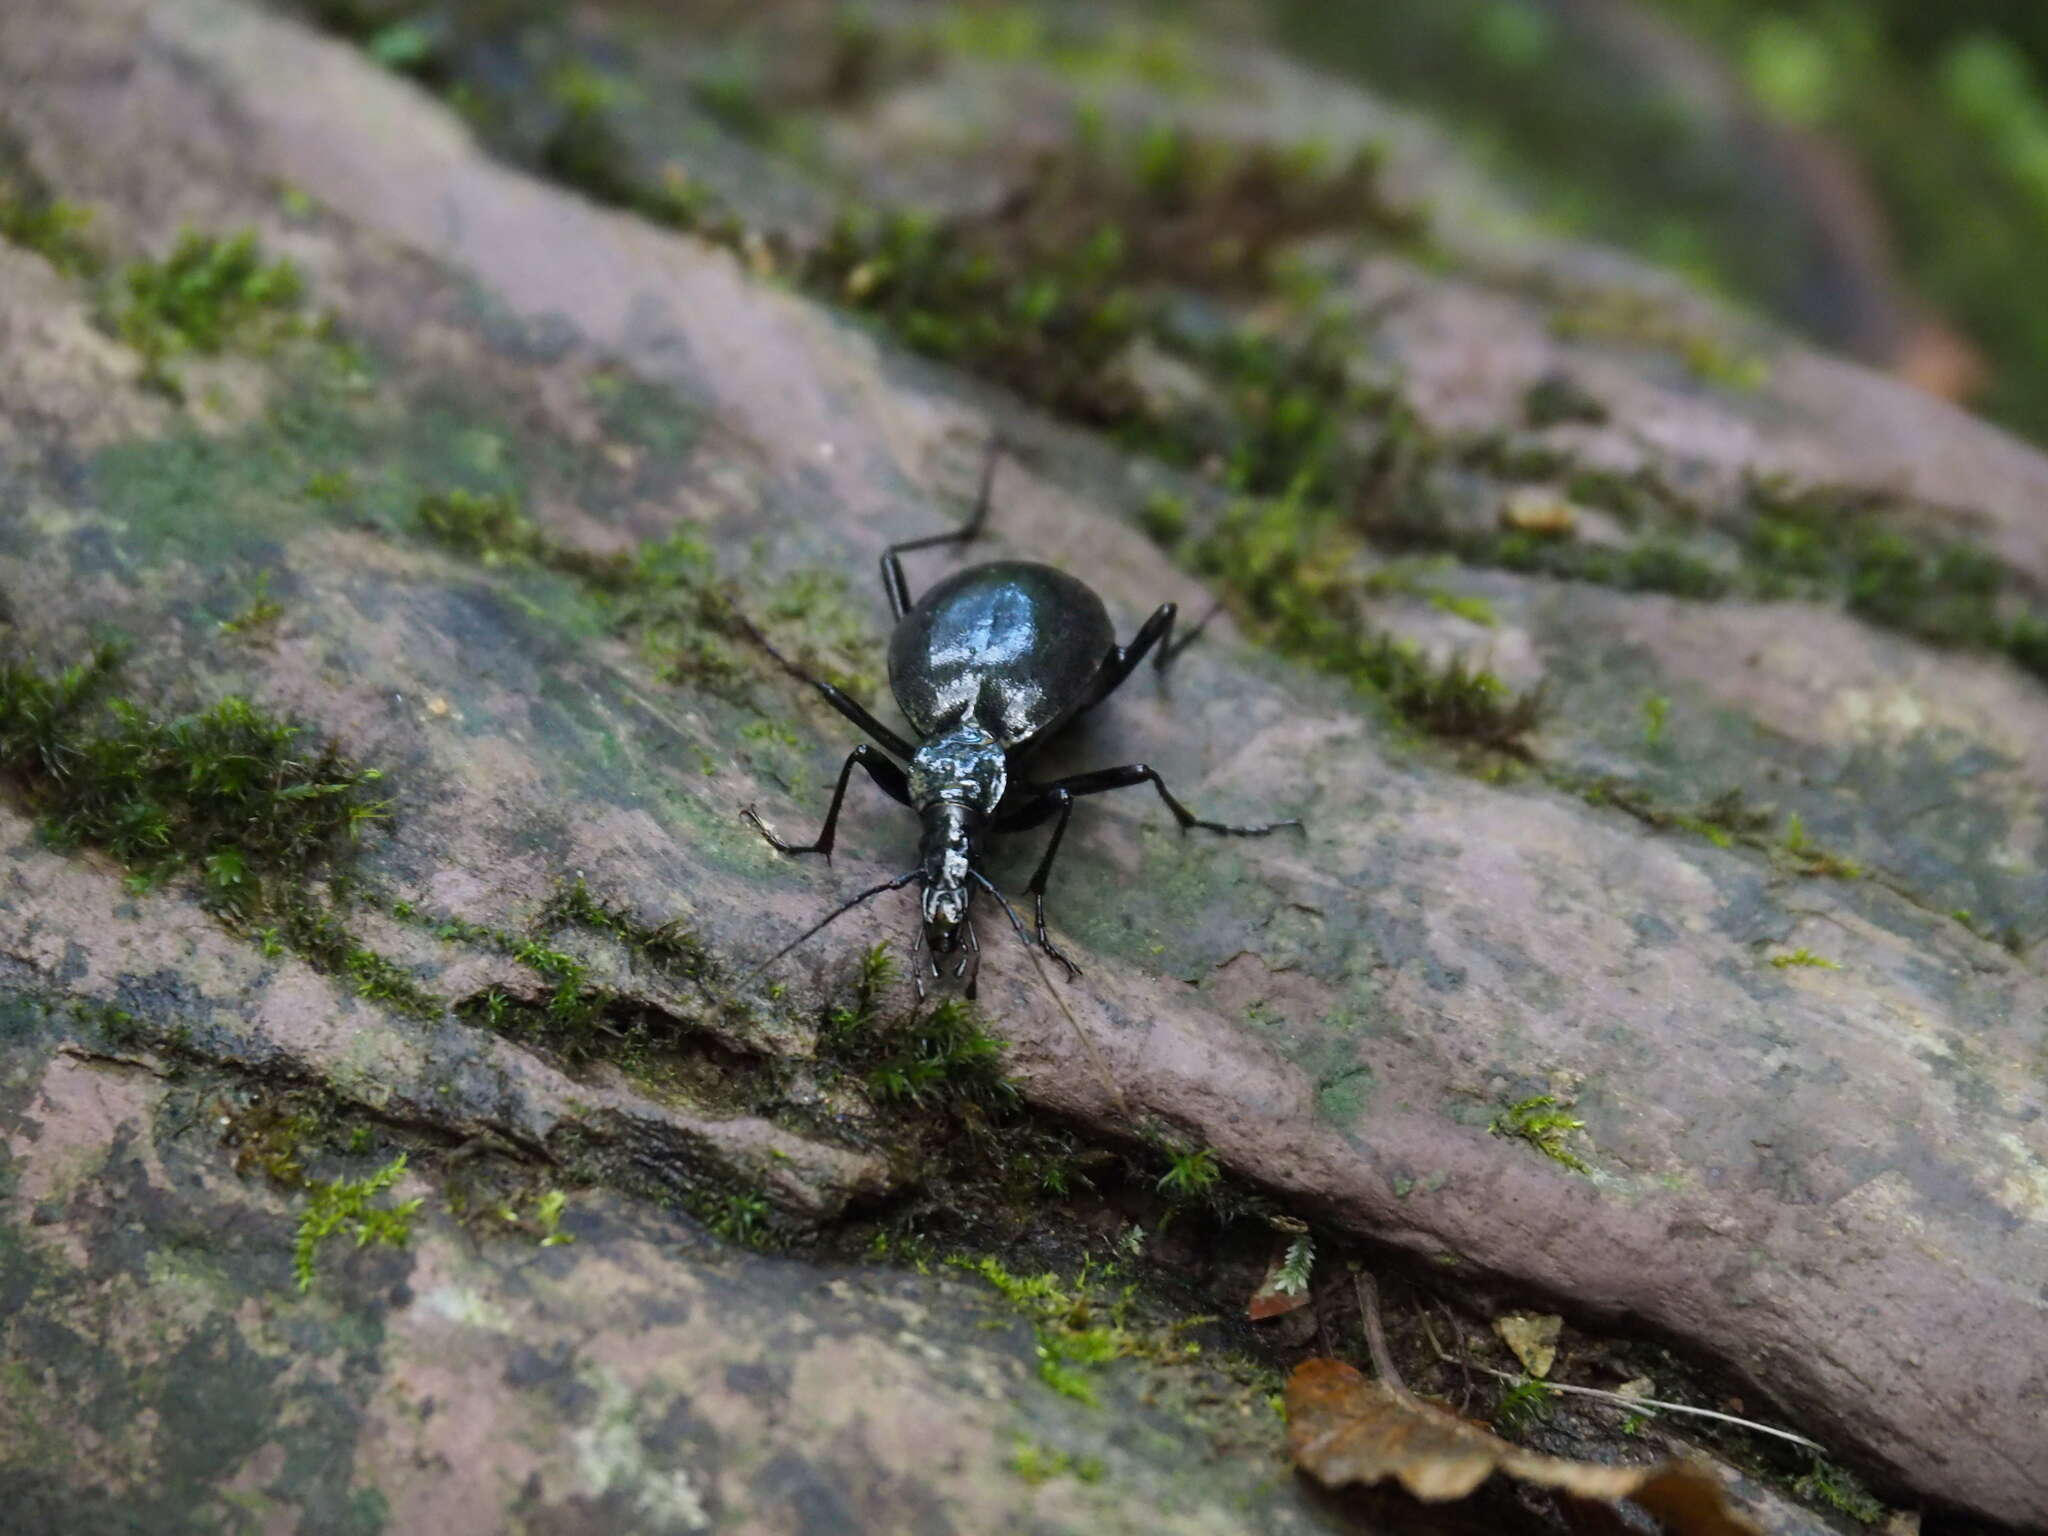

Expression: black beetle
xmin=742 ymin=441 xmax=1300 ymax=993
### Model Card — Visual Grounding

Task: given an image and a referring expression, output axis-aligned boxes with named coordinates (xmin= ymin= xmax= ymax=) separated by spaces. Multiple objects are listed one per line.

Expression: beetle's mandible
xmin=741 ymin=439 xmax=1301 ymax=994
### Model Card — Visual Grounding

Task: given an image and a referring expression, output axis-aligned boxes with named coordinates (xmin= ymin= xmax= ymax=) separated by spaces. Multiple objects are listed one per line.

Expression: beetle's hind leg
xmin=881 ymin=434 xmax=1003 ymax=619
xmin=742 ymin=744 xmax=912 ymax=860
xmin=1081 ymin=597 xmax=1227 ymax=717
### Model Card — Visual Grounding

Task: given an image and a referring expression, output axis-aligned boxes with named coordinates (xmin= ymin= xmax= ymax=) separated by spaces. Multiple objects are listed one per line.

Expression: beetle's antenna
xmin=746 ymin=869 xmax=921 ymax=983
xmin=970 ymin=871 xmax=1130 ymax=1122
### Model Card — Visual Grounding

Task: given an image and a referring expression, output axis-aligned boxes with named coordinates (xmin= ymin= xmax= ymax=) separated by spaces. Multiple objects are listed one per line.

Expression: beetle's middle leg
xmin=999 ymin=767 xmax=1296 ymax=973
xmin=1034 ymin=763 xmax=1302 ymax=839
xmin=744 ymin=744 xmax=911 ymax=860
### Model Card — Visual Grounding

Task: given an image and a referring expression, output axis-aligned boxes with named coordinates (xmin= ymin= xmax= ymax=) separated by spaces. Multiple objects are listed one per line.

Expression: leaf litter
xmin=1286 ymin=1357 xmax=1763 ymax=1536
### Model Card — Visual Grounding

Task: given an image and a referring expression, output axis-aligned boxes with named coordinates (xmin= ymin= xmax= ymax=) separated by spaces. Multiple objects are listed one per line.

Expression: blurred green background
xmin=1259 ymin=0 xmax=2048 ymax=445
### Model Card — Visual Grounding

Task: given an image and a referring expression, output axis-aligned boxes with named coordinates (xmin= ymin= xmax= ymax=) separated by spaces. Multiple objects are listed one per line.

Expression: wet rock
xmin=0 ymin=0 xmax=2042 ymax=1529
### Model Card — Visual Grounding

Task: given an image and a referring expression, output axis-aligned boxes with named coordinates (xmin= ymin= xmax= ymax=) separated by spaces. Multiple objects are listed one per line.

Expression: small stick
xmin=1417 ymin=1336 xmax=1825 ymax=1453
xmin=1420 ymin=1304 xmax=1475 ymax=1414
xmin=1353 ymin=1269 xmax=1418 ymax=1404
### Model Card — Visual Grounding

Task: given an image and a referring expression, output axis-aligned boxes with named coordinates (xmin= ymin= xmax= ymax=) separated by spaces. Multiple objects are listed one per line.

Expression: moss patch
xmin=112 ymin=229 xmax=307 ymax=393
xmin=0 ymin=131 xmax=100 ymax=277
xmin=0 ymin=647 xmax=443 ymax=1016
xmin=0 ymin=647 xmax=385 ymax=910
xmin=1489 ymin=1094 xmax=1591 ymax=1173
xmin=293 ymin=1152 xmax=422 ymax=1292
xmin=1180 ymin=490 xmax=1543 ymax=751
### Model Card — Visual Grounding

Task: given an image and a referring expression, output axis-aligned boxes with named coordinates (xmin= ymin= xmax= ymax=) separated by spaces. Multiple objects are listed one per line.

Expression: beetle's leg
xmin=1157 ymin=599 xmax=1224 ymax=672
xmin=1118 ymin=599 xmax=1225 ymax=677
xmin=1078 ymin=596 xmax=1224 ymax=717
xmin=992 ymin=788 xmax=1084 ymax=979
xmin=742 ymin=745 xmax=912 ymax=861
xmin=1028 ymin=763 xmax=1303 ymax=839
xmin=881 ymin=434 xmax=1003 ymax=619
xmin=961 ymin=917 xmax=979 ymax=999
xmin=733 ymin=610 xmax=916 ymax=760
xmin=1023 ymin=790 xmax=1084 ymax=979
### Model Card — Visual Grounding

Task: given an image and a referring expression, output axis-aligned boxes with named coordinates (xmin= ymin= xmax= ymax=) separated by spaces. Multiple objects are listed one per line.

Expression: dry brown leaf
xmin=1286 ymin=1359 xmax=1761 ymax=1536
xmin=1249 ymin=1246 xmax=1314 ymax=1320
xmin=1494 ymin=1312 xmax=1562 ymax=1377
xmin=1501 ymin=488 xmax=1579 ymax=536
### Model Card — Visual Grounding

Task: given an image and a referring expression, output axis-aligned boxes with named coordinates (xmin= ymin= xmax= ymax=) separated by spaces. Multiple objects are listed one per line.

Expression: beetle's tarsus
xmin=1033 ymin=896 xmax=1083 ymax=981
xmin=741 ymin=805 xmax=833 ymax=859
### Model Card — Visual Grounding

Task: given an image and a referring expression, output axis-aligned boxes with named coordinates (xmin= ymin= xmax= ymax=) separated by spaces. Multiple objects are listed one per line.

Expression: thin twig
xmin=1352 ymin=1269 xmax=1417 ymax=1403
xmin=1429 ymin=1349 xmax=1825 ymax=1453
xmin=1419 ymin=1305 xmax=1475 ymax=1415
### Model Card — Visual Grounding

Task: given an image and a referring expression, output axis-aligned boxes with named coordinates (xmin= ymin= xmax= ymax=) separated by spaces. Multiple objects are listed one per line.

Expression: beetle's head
xmin=907 ymin=726 xmax=1007 ymax=990
xmin=916 ymin=800 xmax=981 ymax=982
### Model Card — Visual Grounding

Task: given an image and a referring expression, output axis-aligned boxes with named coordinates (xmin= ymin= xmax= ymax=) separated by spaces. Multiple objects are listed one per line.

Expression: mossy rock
xmin=0 ymin=0 xmax=2044 ymax=1530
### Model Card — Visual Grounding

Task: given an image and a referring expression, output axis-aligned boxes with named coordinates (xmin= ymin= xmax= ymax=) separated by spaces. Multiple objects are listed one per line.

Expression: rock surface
xmin=0 ymin=0 xmax=2043 ymax=1532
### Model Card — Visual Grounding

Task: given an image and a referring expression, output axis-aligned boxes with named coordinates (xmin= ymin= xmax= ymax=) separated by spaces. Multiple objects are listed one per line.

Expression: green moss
xmin=277 ymin=900 xmax=443 ymax=1019
xmin=1489 ymin=1094 xmax=1590 ymax=1174
xmin=1641 ymin=693 xmax=1670 ymax=745
xmin=1792 ymin=1458 xmax=1886 ymax=1525
xmin=1008 ymin=1438 xmax=1105 ymax=1485
xmin=0 ymin=648 xmax=453 ymax=1021
xmin=414 ymin=487 xmax=540 ymax=561
xmin=292 ymin=1153 xmax=422 ymax=1292
xmin=1549 ymin=287 xmax=1770 ymax=390
xmin=1140 ymin=490 xmax=1191 ymax=546
xmin=608 ymin=533 xmax=749 ymax=696
xmin=223 ymin=1096 xmax=320 ymax=1188
xmin=803 ymin=203 xmax=1145 ymax=427
xmin=1155 ymin=1146 xmax=1220 ymax=1200
xmin=932 ymin=6 xmax=1210 ymax=94
xmin=1743 ymin=479 xmax=2048 ymax=675
xmin=1153 ymin=319 xmax=1389 ymax=500
xmin=949 ymin=1256 xmax=1135 ymax=1407
xmin=1770 ymin=948 xmax=1838 ymax=970
xmin=1521 ymin=372 xmax=1607 ymax=429
xmin=0 ymin=146 xmax=100 ymax=276
xmin=1491 ymin=1375 xmax=1556 ymax=1433
xmin=1482 ymin=529 xmax=1731 ymax=599
xmin=449 ymin=1179 xmax=577 ymax=1250
xmin=1189 ymin=492 xmax=1543 ymax=750
xmin=761 ymin=567 xmax=884 ymax=696
xmin=437 ymin=878 xmax=711 ymax=1069
xmin=0 ymin=648 xmax=386 ymax=914
xmin=112 ymin=229 xmax=306 ymax=392
xmin=1568 ymin=774 xmax=1865 ymax=875
xmin=219 ymin=572 xmax=286 ymax=636
xmin=705 ymin=1190 xmax=773 ymax=1246
xmin=1272 ymin=1232 xmax=1316 ymax=1297
xmin=544 ymin=874 xmax=709 ymax=975
xmin=821 ymin=977 xmax=1018 ymax=1111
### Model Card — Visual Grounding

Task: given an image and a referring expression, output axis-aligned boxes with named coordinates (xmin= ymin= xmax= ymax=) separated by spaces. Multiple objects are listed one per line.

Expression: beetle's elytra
xmin=742 ymin=440 xmax=1301 ymax=993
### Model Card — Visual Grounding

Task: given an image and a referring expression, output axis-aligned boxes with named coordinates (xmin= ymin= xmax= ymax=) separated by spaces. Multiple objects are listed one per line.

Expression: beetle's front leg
xmin=742 ymin=744 xmax=910 ymax=861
